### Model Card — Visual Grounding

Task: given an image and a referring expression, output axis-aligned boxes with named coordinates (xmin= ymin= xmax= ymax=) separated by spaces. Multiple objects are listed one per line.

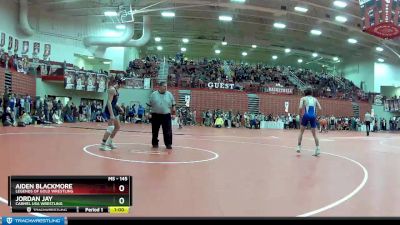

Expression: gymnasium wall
xmin=259 ymin=94 xmax=354 ymax=117
xmin=381 ymin=86 xmax=400 ymax=98
xmin=168 ymin=88 xmax=369 ymax=122
xmin=372 ymin=104 xmax=400 ymax=122
xmin=342 ymin=60 xmax=374 ymax=93
xmin=374 ymin=63 xmax=400 ymax=93
xmin=0 ymin=67 xmax=36 ymax=98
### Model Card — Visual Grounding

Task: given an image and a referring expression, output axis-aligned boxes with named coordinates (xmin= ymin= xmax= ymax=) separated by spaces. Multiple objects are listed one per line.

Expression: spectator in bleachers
xmin=19 ymin=110 xmax=32 ymax=125
xmin=214 ymin=116 xmax=224 ymax=128
xmin=62 ymin=102 xmax=74 ymax=123
xmin=137 ymin=104 xmax=145 ymax=120
xmin=127 ymin=104 xmax=136 ymax=123
xmin=2 ymin=107 xmax=14 ymax=126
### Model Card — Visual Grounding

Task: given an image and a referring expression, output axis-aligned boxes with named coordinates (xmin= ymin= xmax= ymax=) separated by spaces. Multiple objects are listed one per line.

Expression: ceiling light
xmin=378 ymin=58 xmax=385 ymax=63
xmin=272 ymin=55 xmax=278 ymax=60
xmin=285 ymin=48 xmax=291 ymax=53
xmin=333 ymin=57 xmax=339 ymax=61
xmin=181 ymin=47 xmax=187 ymax=52
xmin=222 ymin=41 xmax=228 ymax=45
xmin=274 ymin=22 xmax=286 ymax=29
xmin=155 ymin=37 xmax=161 ymax=42
xmin=116 ymin=24 xmax=126 ymax=30
xmin=312 ymin=53 xmax=318 ymax=57
xmin=215 ymin=49 xmax=221 ymax=54
xmin=298 ymin=59 xmax=303 ymax=63
xmin=333 ymin=1 xmax=347 ymax=8
xmin=104 ymin=11 xmax=118 ymax=17
xmin=88 ymin=56 xmax=94 ymax=59
xmin=294 ymin=6 xmax=308 ymax=13
xmin=161 ymin=11 xmax=175 ymax=17
xmin=252 ymin=45 xmax=257 ymax=48
xmin=230 ymin=0 xmax=246 ymax=2
xmin=182 ymin=38 xmax=189 ymax=43
xmin=348 ymin=38 xmax=358 ymax=44
xmin=310 ymin=29 xmax=322 ymax=35
xmin=219 ymin=15 xmax=233 ymax=21
xmin=376 ymin=47 xmax=384 ymax=52
xmin=157 ymin=46 xmax=163 ymax=51
xmin=242 ymin=52 xmax=248 ymax=56
xmin=103 ymin=61 xmax=111 ymax=64
xmin=335 ymin=15 xmax=348 ymax=23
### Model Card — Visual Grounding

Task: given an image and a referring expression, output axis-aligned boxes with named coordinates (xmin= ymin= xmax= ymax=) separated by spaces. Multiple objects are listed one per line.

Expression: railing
xmin=285 ymin=70 xmax=307 ymax=90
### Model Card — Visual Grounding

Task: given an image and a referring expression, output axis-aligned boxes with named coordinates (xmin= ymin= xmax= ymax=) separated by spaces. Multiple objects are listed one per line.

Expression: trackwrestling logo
xmin=1 ymin=217 xmax=65 ymax=225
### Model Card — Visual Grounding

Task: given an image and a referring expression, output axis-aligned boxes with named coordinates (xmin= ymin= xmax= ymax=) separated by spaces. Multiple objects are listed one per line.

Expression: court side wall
xmin=167 ymin=88 xmax=369 ymax=122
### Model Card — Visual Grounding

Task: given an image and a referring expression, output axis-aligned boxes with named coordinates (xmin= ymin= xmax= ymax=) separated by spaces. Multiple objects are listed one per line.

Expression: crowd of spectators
xmin=0 ymin=87 xmax=153 ymax=127
xmin=167 ymin=58 xmax=296 ymax=92
xmin=164 ymin=56 xmax=366 ymax=100
xmin=0 ymin=50 xmax=31 ymax=74
xmin=197 ymin=108 xmax=395 ymax=132
xmin=293 ymin=68 xmax=366 ymax=101
xmin=126 ymin=56 xmax=160 ymax=78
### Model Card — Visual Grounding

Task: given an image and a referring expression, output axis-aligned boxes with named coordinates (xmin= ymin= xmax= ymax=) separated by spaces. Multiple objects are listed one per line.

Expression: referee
xmin=365 ymin=111 xmax=371 ymax=136
xmin=148 ymin=81 xmax=176 ymax=150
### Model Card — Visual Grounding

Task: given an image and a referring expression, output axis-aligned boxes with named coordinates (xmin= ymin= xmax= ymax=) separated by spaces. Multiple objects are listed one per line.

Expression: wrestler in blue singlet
xmin=104 ymin=88 xmax=119 ymax=120
xmin=301 ymin=96 xmax=317 ymax=128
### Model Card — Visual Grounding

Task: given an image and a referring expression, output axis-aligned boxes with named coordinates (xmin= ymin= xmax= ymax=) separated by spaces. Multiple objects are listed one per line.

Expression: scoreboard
xmin=8 ymin=176 xmax=132 ymax=214
xmin=360 ymin=0 xmax=400 ymax=39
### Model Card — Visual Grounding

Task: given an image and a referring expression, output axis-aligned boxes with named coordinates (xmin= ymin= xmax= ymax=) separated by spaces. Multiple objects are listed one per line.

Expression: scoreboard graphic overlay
xmin=8 ymin=176 xmax=132 ymax=214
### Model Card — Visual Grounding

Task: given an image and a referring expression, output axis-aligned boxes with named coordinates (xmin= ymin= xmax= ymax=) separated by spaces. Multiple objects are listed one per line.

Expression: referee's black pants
xmin=151 ymin=113 xmax=172 ymax=147
xmin=365 ymin=121 xmax=371 ymax=136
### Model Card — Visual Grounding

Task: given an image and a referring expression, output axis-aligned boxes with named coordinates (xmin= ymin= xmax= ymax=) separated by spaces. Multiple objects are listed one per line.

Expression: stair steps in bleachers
xmin=247 ymin=93 xmax=260 ymax=115
xmin=178 ymin=90 xmax=191 ymax=107
xmin=5 ymin=71 xmax=12 ymax=93
xmin=158 ymin=60 xmax=169 ymax=84
xmin=352 ymin=102 xmax=360 ymax=118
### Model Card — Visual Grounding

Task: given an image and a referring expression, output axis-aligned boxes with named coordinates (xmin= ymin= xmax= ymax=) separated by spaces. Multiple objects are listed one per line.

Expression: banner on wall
xmin=44 ymin=44 xmax=51 ymax=57
xmin=33 ymin=42 xmax=40 ymax=55
xmin=0 ymin=33 xmax=5 ymax=47
xmin=284 ymin=101 xmax=289 ymax=113
xmin=63 ymin=70 xmax=107 ymax=92
xmin=143 ymin=78 xmax=151 ymax=89
xmin=373 ymin=94 xmax=383 ymax=105
xmin=64 ymin=70 xmax=76 ymax=90
xmin=384 ymin=100 xmax=390 ymax=112
xmin=96 ymin=74 xmax=107 ymax=93
xmin=86 ymin=73 xmax=97 ymax=92
xmin=267 ymin=86 xmax=293 ymax=94
xmin=22 ymin=41 xmax=29 ymax=54
xmin=14 ymin=39 xmax=19 ymax=53
xmin=185 ymin=95 xmax=191 ymax=107
xmin=390 ymin=100 xmax=395 ymax=112
xmin=75 ymin=72 xmax=87 ymax=91
xmin=8 ymin=36 xmax=13 ymax=50
xmin=125 ymin=78 xmax=144 ymax=89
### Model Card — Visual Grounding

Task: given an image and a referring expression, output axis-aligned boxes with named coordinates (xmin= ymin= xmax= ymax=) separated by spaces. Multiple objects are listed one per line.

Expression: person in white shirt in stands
xmin=297 ymin=88 xmax=322 ymax=156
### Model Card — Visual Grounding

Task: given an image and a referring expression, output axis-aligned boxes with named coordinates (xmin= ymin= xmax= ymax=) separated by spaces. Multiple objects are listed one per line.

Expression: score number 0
xmin=119 ymin=185 xmax=125 ymax=205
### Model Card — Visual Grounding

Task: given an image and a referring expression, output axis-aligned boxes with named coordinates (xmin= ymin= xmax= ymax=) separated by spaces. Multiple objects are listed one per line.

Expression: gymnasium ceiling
xmin=25 ymin=0 xmax=400 ymax=69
